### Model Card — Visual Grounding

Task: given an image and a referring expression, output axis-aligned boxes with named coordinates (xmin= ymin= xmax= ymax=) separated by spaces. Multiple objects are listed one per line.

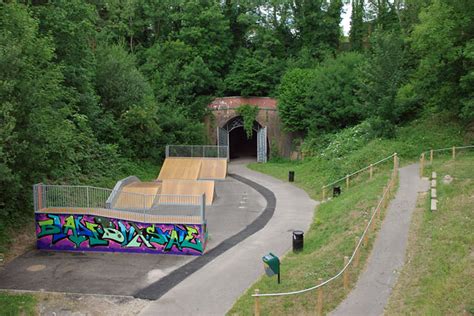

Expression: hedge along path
xmin=253 ymin=154 xmax=400 ymax=315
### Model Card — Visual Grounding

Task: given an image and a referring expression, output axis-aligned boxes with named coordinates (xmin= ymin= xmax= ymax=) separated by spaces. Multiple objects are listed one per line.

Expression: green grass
xmin=228 ymin=170 xmax=393 ymax=315
xmin=0 ymin=292 xmax=36 ymax=316
xmin=386 ymin=153 xmax=474 ymax=315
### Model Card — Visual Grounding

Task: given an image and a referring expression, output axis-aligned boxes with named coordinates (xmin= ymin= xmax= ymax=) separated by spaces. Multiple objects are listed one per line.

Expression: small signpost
xmin=262 ymin=252 xmax=280 ymax=284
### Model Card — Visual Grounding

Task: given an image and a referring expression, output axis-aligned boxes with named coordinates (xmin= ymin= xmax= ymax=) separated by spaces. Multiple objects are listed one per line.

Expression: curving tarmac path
xmin=330 ymin=163 xmax=429 ymax=316
xmin=139 ymin=161 xmax=317 ymax=315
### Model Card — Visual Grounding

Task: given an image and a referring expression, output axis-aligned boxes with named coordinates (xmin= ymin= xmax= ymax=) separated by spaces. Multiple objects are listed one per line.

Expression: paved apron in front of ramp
xmin=330 ymin=163 xmax=429 ymax=316
xmin=139 ymin=162 xmax=318 ymax=315
xmin=0 ymin=176 xmax=265 ymax=296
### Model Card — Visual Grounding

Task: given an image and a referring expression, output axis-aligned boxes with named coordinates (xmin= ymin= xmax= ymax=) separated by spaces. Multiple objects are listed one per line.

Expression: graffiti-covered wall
xmin=35 ymin=213 xmax=207 ymax=256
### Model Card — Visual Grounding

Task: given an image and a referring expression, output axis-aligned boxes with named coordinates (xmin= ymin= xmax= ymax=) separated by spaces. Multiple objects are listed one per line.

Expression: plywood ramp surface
xmin=115 ymin=182 xmax=161 ymax=209
xmin=160 ymin=180 xmax=215 ymax=205
xmin=157 ymin=158 xmax=202 ymax=180
xmin=199 ymin=158 xmax=227 ymax=180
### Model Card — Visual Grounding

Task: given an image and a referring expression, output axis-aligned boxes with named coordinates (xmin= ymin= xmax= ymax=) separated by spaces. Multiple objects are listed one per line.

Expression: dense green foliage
xmin=277 ymin=0 xmax=473 ymax=138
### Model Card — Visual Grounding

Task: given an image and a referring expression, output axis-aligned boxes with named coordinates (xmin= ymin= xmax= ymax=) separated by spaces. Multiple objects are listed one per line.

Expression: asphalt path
xmin=139 ymin=161 xmax=317 ymax=315
xmin=330 ymin=163 xmax=429 ymax=316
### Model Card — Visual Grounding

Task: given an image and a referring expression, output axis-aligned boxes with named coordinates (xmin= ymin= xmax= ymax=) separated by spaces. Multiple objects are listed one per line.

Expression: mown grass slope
xmin=386 ymin=153 xmax=474 ymax=315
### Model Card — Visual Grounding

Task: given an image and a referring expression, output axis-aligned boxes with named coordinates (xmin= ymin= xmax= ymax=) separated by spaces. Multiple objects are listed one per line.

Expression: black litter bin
xmin=289 ymin=171 xmax=295 ymax=182
xmin=293 ymin=230 xmax=304 ymax=252
xmin=333 ymin=186 xmax=341 ymax=197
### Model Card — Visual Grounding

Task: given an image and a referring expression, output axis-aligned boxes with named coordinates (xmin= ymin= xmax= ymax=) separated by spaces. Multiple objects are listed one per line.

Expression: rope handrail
xmin=421 ymin=145 xmax=474 ymax=155
xmin=253 ymin=175 xmax=394 ymax=297
xmin=323 ymin=153 xmax=396 ymax=188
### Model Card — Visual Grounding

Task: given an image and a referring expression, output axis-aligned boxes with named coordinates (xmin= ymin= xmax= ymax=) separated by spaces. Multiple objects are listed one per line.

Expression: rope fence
xmin=322 ymin=153 xmax=397 ymax=201
xmin=419 ymin=145 xmax=474 ymax=178
xmin=253 ymin=155 xmax=400 ymax=315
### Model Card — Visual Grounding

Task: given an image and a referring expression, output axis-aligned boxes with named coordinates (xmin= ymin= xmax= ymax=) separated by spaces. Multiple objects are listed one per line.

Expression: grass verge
xmin=386 ymin=153 xmax=474 ymax=315
xmin=0 ymin=292 xmax=37 ymax=316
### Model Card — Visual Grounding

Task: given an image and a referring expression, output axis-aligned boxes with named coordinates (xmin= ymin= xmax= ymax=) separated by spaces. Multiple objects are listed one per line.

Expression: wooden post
xmin=452 ymin=146 xmax=456 ymax=159
xmin=346 ymin=175 xmax=350 ymax=189
xmin=393 ymin=153 xmax=397 ymax=171
xmin=322 ymin=186 xmax=326 ymax=201
xmin=354 ymin=237 xmax=360 ymax=268
xmin=363 ymin=220 xmax=369 ymax=247
xmin=430 ymin=149 xmax=433 ymax=164
xmin=420 ymin=153 xmax=425 ymax=178
xmin=254 ymin=289 xmax=260 ymax=316
xmin=369 ymin=164 xmax=373 ymax=179
xmin=343 ymin=256 xmax=349 ymax=290
xmin=371 ymin=207 xmax=376 ymax=232
xmin=37 ymin=184 xmax=43 ymax=210
xmin=317 ymin=278 xmax=324 ymax=315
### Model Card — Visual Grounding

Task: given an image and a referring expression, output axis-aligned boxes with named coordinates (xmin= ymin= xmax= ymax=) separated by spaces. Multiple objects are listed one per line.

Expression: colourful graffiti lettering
xmin=35 ymin=213 xmax=205 ymax=256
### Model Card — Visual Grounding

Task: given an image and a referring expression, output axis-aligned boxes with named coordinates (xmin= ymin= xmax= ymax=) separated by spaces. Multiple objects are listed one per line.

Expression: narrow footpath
xmin=330 ymin=163 xmax=429 ymax=316
xmin=139 ymin=161 xmax=317 ymax=315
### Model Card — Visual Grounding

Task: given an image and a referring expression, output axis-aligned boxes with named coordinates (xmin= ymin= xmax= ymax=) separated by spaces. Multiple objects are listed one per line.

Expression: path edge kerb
xmin=133 ymin=173 xmax=276 ymax=300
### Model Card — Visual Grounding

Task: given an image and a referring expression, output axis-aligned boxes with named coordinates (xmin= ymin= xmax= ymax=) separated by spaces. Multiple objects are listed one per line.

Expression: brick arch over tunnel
xmin=205 ymin=97 xmax=295 ymax=160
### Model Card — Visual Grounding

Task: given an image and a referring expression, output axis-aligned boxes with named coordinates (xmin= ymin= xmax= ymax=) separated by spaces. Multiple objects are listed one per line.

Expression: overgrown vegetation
xmin=236 ymin=104 xmax=259 ymax=139
xmin=386 ymin=153 xmax=474 ymax=315
xmin=250 ymin=113 xmax=465 ymax=197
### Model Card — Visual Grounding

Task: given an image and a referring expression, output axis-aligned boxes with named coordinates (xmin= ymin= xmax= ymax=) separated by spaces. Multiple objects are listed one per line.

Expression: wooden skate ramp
xmin=198 ymin=158 xmax=227 ymax=180
xmin=157 ymin=158 xmax=202 ymax=180
xmin=114 ymin=181 xmax=161 ymax=210
xmin=160 ymin=180 xmax=215 ymax=205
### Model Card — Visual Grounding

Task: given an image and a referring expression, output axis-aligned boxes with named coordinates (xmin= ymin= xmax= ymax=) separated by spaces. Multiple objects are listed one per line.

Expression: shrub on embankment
xmin=250 ymin=113 xmax=468 ymax=199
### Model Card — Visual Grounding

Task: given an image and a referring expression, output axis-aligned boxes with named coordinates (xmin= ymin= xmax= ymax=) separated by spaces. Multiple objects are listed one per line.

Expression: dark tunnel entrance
xmin=229 ymin=126 xmax=257 ymax=159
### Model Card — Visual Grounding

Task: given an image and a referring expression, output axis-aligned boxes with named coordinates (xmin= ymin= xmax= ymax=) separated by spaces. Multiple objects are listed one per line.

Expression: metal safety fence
xmin=33 ymin=184 xmax=205 ymax=223
xmin=165 ymin=145 xmax=229 ymax=160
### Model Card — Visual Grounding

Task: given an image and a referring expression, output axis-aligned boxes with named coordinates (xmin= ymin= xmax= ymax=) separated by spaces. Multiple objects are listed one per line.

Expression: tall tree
xmin=349 ymin=0 xmax=365 ymax=51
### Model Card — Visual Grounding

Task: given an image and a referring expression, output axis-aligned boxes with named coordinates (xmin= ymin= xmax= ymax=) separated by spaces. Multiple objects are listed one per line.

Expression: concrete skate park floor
xmin=0 ymin=176 xmax=266 ymax=296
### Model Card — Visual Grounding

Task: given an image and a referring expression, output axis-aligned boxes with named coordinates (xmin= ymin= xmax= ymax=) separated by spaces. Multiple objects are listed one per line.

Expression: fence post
xmin=363 ymin=220 xmax=369 ymax=247
xmin=369 ymin=164 xmax=373 ymax=179
xmin=343 ymin=256 xmax=349 ymax=290
xmin=354 ymin=237 xmax=360 ymax=268
xmin=393 ymin=153 xmax=397 ymax=171
xmin=452 ymin=146 xmax=456 ymax=159
xmin=254 ymin=289 xmax=260 ymax=316
xmin=420 ymin=153 xmax=425 ymax=178
xmin=346 ymin=174 xmax=350 ymax=189
xmin=165 ymin=145 xmax=169 ymax=158
xmin=317 ymin=278 xmax=324 ymax=315
xmin=38 ymin=184 xmax=43 ymax=210
xmin=371 ymin=207 xmax=376 ymax=232
xmin=322 ymin=186 xmax=326 ymax=201
xmin=86 ymin=186 xmax=90 ymax=208
xmin=201 ymin=193 xmax=206 ymax=222
xmin=430 ymin=149 xmax=433 ymax=164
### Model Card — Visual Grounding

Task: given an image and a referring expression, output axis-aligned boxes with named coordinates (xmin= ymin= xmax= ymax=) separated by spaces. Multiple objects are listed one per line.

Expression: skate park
xmin=0 ymin=97 xmax=317 ymax=313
